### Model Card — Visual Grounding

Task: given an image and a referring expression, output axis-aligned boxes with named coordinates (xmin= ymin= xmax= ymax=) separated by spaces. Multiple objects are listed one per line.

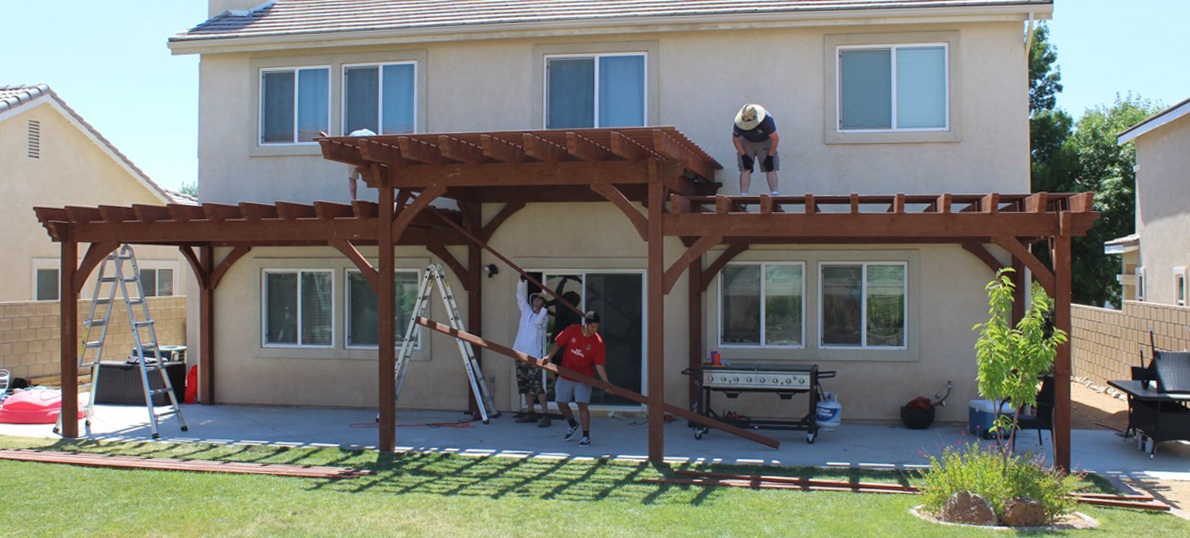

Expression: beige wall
xmin=195 ymin=21 xmax=1029 ymax=204
xmin=0 ymin=296 xmax=188 ymax=381
xmin=1072 ymin=301 xmax=1190 ymax=386
xmin=1135 ymin=115 xmax=1190 ymax=306
xmin=0 ymin=100 xmax=191 ymax=303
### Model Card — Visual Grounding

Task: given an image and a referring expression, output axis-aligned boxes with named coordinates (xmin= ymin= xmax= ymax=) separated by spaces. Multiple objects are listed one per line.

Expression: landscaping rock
xmin=1001 ymin=497 xmax=1048 ymax=527
xmin=941 ymin=491 xmax=998 ymax=526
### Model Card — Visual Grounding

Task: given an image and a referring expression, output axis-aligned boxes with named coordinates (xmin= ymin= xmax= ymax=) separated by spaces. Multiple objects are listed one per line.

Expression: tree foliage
xmin=973 ymin=269 xmax=1067 ymax=462
xmin=1028 ymin=24 xmax=1161 ymax=306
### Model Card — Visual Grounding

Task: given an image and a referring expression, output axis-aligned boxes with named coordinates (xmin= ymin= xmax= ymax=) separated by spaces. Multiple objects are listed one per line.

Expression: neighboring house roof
xmin=165 ymin=189 xmax=200 ymax=206
xmin=1118 ymin=96 xmax=1190 ymax=145
xmin=171 ymin=0 xmax=1053 ymax=49
xmin=1104 ymin=233 xmax=1139 ymax=255
xmin=0 ymin=84 xmax=174 ymax=205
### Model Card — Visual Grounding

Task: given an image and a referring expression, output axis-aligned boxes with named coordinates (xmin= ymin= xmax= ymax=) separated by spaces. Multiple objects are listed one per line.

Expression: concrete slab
xmin=3 ymin=402 xmax=1189 ymax=479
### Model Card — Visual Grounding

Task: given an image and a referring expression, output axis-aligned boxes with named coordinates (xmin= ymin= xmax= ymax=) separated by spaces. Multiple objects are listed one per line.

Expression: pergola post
xmin=647 ymin=165 xmax=665 ymax=463
xmin=377 ymin=173 xmax=397 ymax=452
xmin=687 ymin=257 xmax=702 ymax=410
xmin=58 ymin=236 xmax=79 ymax=438
xmin=1053 ymin=218 xmax=1073 ymax=472
xmin=465 ymin=201 xmax=484 ymax=416
xmin=199 ymin=245 xmax=216 ymax=404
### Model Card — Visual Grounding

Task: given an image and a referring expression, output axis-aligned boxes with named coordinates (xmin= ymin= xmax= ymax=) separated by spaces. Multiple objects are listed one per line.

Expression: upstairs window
xmin=260 ymin=67 xmax=329 ymax=145
xmin=838 ymin=44 xmax=948 ymax=131
xmin=546 ymin=54 xmax=645 ymax=129
xmin=343 ymin=63 xmax=416 ymax=135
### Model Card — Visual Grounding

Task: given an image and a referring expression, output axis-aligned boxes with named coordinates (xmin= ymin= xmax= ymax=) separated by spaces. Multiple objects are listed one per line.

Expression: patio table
xmin=1107 ymin=379 xmax=1190 ymax=458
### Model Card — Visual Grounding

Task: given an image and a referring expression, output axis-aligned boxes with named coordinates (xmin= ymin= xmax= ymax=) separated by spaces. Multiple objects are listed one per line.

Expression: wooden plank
xmin=98 ymin=205 xmax=136 ymax=223
xmin=893 ymin=193 xmax=905 ymax=214
xmin=438 ymin=135 xmax=486 ymax=164
xmin=523 ymin=132 xmax=567 ymax=163
xmin=320 ymin=139 xmax=367 ymax=166
xmin=480 ymin=134 xmax=524 ymax=163
xmin=759 ymin=194 xmax=774 ymax=215
xmin=609 ymin=131 xmax=652 ymax=161
xmin=313 ymin=201 xmax=355 ymax=219
xmin=0 ymin=450 xmax=371 ymax=480
xmin=168 ymin=204 xmax=205 ymax=223
xmin=647 ymin=176 xmax=666 ymax=463
xmin=414 ymin=318 xmax=780 ymax=449
xmin=202 ymin=203 xmax=242 ymax=222
xmin=1025 ymin=192 xmax=1049 ymax=213
xmin=131 ymin=204 xmax=170 ymax=223
xmin=66 ymin=206 xmax=103 ymax=223
xmin=676 ymin=470 xmax=920 ymax=492
xmin=566 ymin=131 xmax=615 ymax=161
xmin=652 ymin=129 xmax=715 ymax=181
xmin=982 ymin=193 xmax=1000 ymax=214
xmin=358 ymin=139 xmax=404 ymax=166
xmin=353 ymin=200 xmax=379 ymax=220
xmin=936 ymin=193 xmax=952 ymax=214
xmin=239 ymin=202 xmax=278 ymax=221
xmin=804 ymin=193 xmax=816 ymax=214
xmin=397 ymin=136 xmax=443 ymax=165
xmin=639 ymin=478 xmax=915 ymax=495
xmin=850 ymin=193 xmax=860 ymax=214
xmin=276 ymin=201 xmax=317 ymax=219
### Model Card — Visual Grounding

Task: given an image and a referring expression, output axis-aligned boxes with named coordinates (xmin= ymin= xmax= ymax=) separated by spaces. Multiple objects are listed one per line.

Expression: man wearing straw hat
xmin=732 ymin=103 xmax=780 ymax=196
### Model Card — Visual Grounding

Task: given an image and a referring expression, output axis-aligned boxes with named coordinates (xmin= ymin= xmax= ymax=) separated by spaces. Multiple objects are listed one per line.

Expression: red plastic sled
xmin=0 ymin=390 xmax=86 ymax=424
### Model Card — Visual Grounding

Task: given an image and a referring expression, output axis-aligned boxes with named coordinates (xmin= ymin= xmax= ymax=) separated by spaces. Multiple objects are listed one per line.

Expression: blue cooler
xmin=968 ymin=399 xmax=1013 ymax=439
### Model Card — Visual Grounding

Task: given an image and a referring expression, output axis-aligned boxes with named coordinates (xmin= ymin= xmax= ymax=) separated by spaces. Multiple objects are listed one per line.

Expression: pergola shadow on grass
xmin=35 ymin=126 xmax=1100 ymax=470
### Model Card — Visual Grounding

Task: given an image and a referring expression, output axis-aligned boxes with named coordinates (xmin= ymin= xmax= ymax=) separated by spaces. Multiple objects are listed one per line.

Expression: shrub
xmin=919 ymin=442 xmax=1081 ymax=522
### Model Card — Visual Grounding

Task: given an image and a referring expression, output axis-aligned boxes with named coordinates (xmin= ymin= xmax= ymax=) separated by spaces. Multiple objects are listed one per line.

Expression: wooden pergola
xmin=36 ymin=126 xmax=1097 ymax=470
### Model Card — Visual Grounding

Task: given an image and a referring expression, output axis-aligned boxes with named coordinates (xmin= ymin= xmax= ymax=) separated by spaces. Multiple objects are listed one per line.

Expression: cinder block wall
xmin=0 ymin=296 xmax=187 ymax=380
xmin=1072 ymin=301 xmax=1190 ymax=385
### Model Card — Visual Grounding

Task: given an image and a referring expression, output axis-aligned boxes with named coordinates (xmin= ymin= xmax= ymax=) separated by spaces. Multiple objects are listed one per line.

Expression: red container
xmin=0 ymin=390 xmax=85 ymax=424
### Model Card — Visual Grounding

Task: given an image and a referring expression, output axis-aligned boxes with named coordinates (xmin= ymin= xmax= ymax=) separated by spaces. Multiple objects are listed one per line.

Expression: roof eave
xmin=169 ymin=4 xmax=1052 ymax=55
xmin=1117 ymin=97 xmax=1190 ymax=145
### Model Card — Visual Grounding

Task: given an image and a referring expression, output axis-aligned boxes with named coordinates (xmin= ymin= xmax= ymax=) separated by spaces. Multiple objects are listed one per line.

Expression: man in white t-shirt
xmin=512 ymin=277 xmax=551 ymax=426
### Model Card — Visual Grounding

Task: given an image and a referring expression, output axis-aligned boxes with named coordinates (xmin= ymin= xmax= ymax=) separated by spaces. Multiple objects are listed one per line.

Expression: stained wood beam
xmin=991 ymin=236 xmax=1055 ymax=296
xmin=652 ymin=129 xmax=715 ymax=181
xmin=73 ymin=242 xmax=119 ymax=293
xmin=276 ymin=201 xmax=317 ymax=219
xmin=131 ymin=204 xmax=170 ymax=223
xmin=701 ymin=244 xmax=748 ymax=291
xmin=397 ymin=136 xmax=443 ymax=165
xmin=664 ymin=213 xmax=1099 ymax=239
xmin=961 ymin=242 xmax=1004 ymax=273
xmin=480 ymin=202 xmax=525 ymax=243
xmin=982 ymin=193 xmax=1000 ymax=214
xmin=415 ymin=318 xmax=779 ymax=449
xmin=389 ymin=161 xmax=649 ymax=187
xmin=1025 ymin=192 xmax=1049 ymax=213
xmin=66 ymin=206 xmax=102 ymax=223
xmin=480 ymin=134 xmax=524 ymax=163
xmin=168 ymin=204 xmax=205 ymax=223
xmin=239 ymin=202 xmax=278 ymax=221
xmin=936 ymin=193 xmax=952 ymax=214
xmin=320 ymin=139 xmax=368 ymax=166
xmin=438 ymin=135 xmax=486 ymax=164
xmin=427 ymin=244 xmax=469 ymax=291
xmin=391 ymin=184 xmax=446 ymax=238
xmin=178 ymin=246 xmax=210 ymax=289
xmin=98 ymin=205 xmax=136 ymax=223
xmin=566 ymin=132 xmax=615 ymax=162
xmin=353 ymin=201 xmax=379 ymax=220
xmin=664 ymin=235 xmax=721 ymax=295
xmin=609 ymin=131 xmax=654 ymax=162
xmin=331 ymin=239 xmax=378 ymax=291
xmin=203 ymin=203 xmax=242 ymax=221
xmin=523 ymin=133 xmax=567 ymax=163
xmin=210 ymin=246 xmax=251 ymax=289
xmin=313 ymin=201 xmax=355 ymax=219
xmin=804 ymin=193 xmax=816 ymax=214
xmin=759 ymin=194 xmax=774 ymax=215
xmin=591 ymin=183 xmax=648 ymax=241
xmin=358 ymin=139 xmax=403 ymax=166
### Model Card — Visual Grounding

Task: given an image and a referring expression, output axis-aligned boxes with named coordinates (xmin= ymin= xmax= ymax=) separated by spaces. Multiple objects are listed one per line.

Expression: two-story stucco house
xmin=1113 ymin=97 xmax=1190 ymax=307
xmin=1 ymin=84 xmax=190 ymax=305
xmin=164 ymin=0 xmax=1057 ymax=419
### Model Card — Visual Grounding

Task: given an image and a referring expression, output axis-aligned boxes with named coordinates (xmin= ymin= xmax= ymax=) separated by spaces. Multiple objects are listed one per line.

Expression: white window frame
xmin=32 ymin=259 xmax=60 ymax=301
xmin=836 ymin=43 xmax=949 ymax=133
xmin=258 ymin=65 xmax=331 ymax=146
xmin=345 ymin=268 xmax=422 ymax=349
xmin=340 ymin=61 xmax=418 ymax=136
xmin=137 ymin=264 xmax=178 ymax=298
xmin=818 ymin=261 xmax=909 ymax=350
xmin=1175 ymin=267 xmax=1187 ymax=307
xmin=261 ymin=269 xmax=335 ymax=348
xmin=717 ymin=262 xmax=806 ymax=349
xmin=1137 ymin=267 xmax=1146 ymax=302
xmin=542 ymin=52 xmax=648 ymax=129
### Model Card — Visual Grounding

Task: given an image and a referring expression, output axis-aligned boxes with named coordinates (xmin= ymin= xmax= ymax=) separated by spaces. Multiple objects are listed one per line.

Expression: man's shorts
xmin=736 ymin=138 xmax=780 ymax=172
xmin=515 ymin=362 xmax=544 ymax=395
xmin=554 ymin=377 xmax=593 ymax=404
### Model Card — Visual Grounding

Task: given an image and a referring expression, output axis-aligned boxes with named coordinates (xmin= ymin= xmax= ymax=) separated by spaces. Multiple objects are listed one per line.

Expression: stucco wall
xmin=0 ymin=296 xmax=188 ymax=381
xmin=195 ymin=20 xmax=1029 ymax=204
xmin=1135 ymin=115 xmax=1190 ymax=306
xmin=0 ymin=101 xmax=191 ymax=303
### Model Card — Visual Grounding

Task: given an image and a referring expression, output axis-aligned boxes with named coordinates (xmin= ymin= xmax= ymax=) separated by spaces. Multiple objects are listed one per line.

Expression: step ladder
xmin=54 ymin=245 xmax=188 ymax=439
xmin=392 ymin=264 xmax=499 ymax=423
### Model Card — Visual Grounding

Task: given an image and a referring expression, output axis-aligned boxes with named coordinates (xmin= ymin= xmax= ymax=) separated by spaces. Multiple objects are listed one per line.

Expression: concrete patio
xmin=2 ymin=402 xmax=1188 ymax=482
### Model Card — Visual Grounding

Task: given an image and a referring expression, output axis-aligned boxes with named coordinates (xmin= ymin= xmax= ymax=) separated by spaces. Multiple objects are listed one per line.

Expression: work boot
xmin=515 ymin=413 xmax=538 ymax=423
xmin=538 ymin=415 xmax=552 ymax=427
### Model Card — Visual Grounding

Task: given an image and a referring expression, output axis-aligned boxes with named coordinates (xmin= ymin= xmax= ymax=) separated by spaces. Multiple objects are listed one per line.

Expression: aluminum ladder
xmin=55 ymin=245 xmax=188 ymax=439
xmin=392 ymin=264 xmax=498 ymax=423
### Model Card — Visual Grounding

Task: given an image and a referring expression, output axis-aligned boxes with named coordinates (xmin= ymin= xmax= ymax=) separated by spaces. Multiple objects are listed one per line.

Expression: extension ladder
xmin=392 ymin=264 xmax=498 ymax=423
xmin=55 ymin=245 xmax=188 ymax=439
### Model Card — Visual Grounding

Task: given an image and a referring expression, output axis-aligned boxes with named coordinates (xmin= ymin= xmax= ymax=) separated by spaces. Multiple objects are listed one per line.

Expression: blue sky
xmin=3 ymin=0 xmax=1187 ymax=193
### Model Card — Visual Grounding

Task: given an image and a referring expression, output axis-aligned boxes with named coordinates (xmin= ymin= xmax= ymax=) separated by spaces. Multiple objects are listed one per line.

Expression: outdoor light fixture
xmin=484 ymin=264 xmax=499 ymax=278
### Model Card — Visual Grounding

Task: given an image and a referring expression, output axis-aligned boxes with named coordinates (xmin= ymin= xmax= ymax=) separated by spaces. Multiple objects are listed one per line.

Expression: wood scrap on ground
xmin=0 ymin=449 xmax=373 ymax=480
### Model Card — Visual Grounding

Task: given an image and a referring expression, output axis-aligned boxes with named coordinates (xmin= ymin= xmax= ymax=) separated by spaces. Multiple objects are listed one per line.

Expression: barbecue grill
xmin=683 ymin=363 xmax=835 ymax=444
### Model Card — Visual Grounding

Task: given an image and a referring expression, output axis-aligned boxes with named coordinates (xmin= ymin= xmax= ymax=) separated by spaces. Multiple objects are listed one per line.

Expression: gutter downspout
xmin=1024 ymin=12 xmax=1036 ymax=59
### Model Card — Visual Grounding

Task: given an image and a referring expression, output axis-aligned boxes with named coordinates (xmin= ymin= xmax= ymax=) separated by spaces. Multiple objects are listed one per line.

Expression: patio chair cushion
xmin=1154 ymin=351 xmax=1190 ymax=394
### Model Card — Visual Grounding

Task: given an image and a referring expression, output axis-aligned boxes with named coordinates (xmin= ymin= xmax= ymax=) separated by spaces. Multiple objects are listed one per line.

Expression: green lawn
xmin=0 ymin=436 xmax=1184 ymax=537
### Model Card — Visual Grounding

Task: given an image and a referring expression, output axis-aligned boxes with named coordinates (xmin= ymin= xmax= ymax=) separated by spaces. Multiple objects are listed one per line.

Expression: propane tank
xmin=816 ymin=392 xmax=842 ymax=430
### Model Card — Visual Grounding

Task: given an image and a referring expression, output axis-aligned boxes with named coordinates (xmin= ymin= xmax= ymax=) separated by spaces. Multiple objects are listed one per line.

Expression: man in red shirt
xmin=543 ymin=311 xmax=609 ymax=447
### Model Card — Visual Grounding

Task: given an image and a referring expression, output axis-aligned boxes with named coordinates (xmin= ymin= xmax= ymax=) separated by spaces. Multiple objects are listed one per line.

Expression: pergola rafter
xmin=34 ymin=126 xmax=1098 ymax=471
